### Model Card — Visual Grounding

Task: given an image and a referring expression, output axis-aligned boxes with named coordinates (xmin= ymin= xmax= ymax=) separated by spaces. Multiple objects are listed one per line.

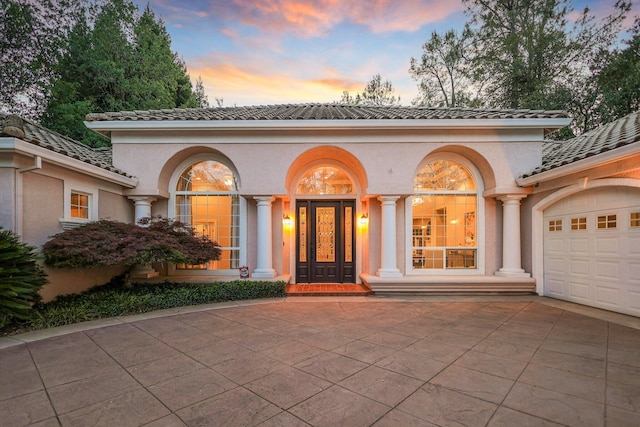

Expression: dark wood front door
xmin=296 ymin=200 xmax=355 ymax=283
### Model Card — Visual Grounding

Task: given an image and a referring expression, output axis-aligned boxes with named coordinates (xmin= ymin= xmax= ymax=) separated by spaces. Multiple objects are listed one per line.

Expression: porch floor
xmin=286 ymin=283 xmax=373 ymax=296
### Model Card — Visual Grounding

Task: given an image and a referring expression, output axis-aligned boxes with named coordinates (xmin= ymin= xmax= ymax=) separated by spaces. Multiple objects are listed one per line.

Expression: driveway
xmin=1 ymin=295 xmax=639 ymax=426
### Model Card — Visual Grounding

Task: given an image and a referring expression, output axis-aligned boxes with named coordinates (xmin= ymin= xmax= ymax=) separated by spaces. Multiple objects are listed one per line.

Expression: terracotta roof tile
xmin=522 ymin=111 xmax=640 ymax=178
xmin=0 ymin=113 xmax=132 ymax=177
xmin=85 ymin=103 xmax=569 ymax=122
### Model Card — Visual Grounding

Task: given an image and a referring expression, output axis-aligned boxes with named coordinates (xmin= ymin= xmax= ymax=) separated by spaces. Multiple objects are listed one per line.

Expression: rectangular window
xmin=70 ymin=192 xmax=89 ymax=219
xmin=571 ymin=217 xmax=587 ymax=230
xmin=631 ymin=212 xmax=640 ymax=228
xmin=597 ymin=214 xmax=616 ymax=229
xmin=548 ymin=219 xmax=562 ymax=232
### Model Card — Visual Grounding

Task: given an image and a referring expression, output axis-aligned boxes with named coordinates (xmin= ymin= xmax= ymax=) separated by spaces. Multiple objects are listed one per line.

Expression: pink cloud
xmin=208 ymin=0 xmax=464 ymax=37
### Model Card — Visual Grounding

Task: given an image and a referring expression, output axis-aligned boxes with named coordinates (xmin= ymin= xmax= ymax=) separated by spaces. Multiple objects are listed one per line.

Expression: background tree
xmin=594 ymin=16 xmax=640 ymax=125
xmin=339 ymin=74 xmax=400 ymax=106
xmin=0 ymin=0 xmax=81 ymax=118
xmin=410 ymin=27 xmax=481 ymax=108
xmin=41 ymin=0 xmax=200 ymax=147
xmin=194 ymin=76 xmax=210 ymax=108
xmin=464 ymin=0 xmax=630 ymax=114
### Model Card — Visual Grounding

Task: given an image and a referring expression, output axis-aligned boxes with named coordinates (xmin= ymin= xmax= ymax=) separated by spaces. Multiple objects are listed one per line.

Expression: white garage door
xmin=544 ymin=186 xmax=640 ymax=316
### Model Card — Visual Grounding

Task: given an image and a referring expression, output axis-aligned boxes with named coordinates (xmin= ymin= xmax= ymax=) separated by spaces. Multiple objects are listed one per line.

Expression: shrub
xmin=42 ymin=217 xmax=221 ymax=268
xmin=0 ymin=228 xmax=47 ymax=327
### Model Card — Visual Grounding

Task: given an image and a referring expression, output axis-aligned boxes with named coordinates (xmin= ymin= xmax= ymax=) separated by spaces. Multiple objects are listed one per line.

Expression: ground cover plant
xmin=0 ymin=277 xmax=286 ymax=336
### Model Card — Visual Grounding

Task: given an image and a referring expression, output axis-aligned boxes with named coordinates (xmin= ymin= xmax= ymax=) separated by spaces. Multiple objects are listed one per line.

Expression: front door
xmin=296 ymin=200 xmax=355 ymax=283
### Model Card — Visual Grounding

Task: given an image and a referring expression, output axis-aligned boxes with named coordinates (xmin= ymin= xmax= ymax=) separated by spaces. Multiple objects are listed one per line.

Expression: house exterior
xmin=1 ymin=105 xmax=639 ymax=316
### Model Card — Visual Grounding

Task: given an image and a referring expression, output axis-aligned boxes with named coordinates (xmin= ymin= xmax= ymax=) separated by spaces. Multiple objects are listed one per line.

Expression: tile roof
xmin=85 ymin=103 xmax=569 ymax=122
xmin=522 ymin=111 xmax=640 ymax=178
xmin=0 ymin=113 xmax=132 ymax=177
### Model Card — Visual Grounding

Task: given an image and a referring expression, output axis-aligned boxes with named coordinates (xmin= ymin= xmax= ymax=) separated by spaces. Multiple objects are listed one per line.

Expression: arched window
xmin=296 ymin=166 xmax=354 ymax=195
xmin=412 ymin=159 xmax=477 ymax=270
xmin=175 ymin=160 xmax=240 ymax=271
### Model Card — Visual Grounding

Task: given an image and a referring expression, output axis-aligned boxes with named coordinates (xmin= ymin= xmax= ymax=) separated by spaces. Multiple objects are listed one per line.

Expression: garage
xmin=544 ymin=186 xmax=640 ymax=316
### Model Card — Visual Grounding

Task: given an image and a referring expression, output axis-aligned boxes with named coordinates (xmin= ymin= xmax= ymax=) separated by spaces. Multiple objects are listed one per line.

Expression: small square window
xmin=71 ymin=192 xmax=89 ymax=219
xmin=631 ymin=212 xmax=640 ymax=228
xmin=597 ymin=214 xmax=616 ymax=229
xmin=548 ymin=219 xmax=562 ymax=232
xmin=571 ymin=217 xmax=587 ymax=230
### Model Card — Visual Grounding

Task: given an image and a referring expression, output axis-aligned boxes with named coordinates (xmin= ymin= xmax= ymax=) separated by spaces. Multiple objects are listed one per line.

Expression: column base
xmin=377 ymin=268 xmax=403 ymax=278
xmin=495 ymin=269 xmax=530 ymax=278
xmin=252 ymin=269 xmax=277 ymax=279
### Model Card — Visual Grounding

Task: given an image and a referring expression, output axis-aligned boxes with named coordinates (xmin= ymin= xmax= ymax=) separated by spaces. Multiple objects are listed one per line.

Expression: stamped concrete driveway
xmin=1 ymin=296 xmax=640 ymax=426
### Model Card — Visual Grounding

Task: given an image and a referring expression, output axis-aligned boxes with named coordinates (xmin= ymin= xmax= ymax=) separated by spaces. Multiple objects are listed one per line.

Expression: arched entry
xmin=287 ymin=148 xmax=366 ymax=284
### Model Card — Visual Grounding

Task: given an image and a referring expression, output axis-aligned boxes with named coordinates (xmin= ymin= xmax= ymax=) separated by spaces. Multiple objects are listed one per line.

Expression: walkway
xmin=1 ymin=296 xmax=639 ymax=426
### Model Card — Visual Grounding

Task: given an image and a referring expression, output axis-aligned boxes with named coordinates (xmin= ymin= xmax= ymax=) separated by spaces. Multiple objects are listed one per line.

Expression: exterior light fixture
xmin=359 ymin=213 xmax=369 ymax=226
xmin=283 ymin=214 xmax=292 ymax=226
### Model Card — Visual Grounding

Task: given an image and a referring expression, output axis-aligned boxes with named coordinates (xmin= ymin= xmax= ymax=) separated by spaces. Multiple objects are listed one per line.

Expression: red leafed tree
xmin=42 ymin=217 xmax=220 ymax=269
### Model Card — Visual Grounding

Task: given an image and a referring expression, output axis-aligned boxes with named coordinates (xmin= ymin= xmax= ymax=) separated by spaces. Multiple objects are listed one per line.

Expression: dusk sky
xmin=131 ymin=0 xmax=639 ymax=107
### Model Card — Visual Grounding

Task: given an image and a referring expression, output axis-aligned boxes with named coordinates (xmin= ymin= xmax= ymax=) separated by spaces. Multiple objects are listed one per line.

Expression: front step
xmin=286 ymin=283 xmax=373 ymax=296
xmin=361 ymin=274 xmax=536 ymax=294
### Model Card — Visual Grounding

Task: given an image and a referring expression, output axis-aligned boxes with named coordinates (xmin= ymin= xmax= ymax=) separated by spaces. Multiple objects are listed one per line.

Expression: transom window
xmin=631 ymin=212 xmax=640 ymax=227
xmin=597 ymin=214 xmax=616 ymax=229
xmin=175 ymin=160 xmax=240 ymax=271
xmin=412 ymin=160 xmax=477 ymax=270
xmin=549 ymin=219 xmax=563 ymax=231
xmin=296 ymin=166 xmax=354 ymax=195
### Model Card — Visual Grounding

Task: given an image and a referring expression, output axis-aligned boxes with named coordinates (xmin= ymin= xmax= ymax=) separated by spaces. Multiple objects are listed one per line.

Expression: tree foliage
xmin=0 ymin=228 xmax=47 ymax=327
xmin=38 ymin=0 xmax=200 ymax=147
xmin=339 ymin=74 xmax=401 ymax=106
xmin=410 ymin=27 xmax=480 ymax=107
xmin=0 ymin=0 xmax=81 ymax=118
xmin=42 ymin=218 xmax=221 ymax=269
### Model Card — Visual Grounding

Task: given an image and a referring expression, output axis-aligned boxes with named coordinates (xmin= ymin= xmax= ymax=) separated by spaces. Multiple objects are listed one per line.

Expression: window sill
xmin=59 ymin=218 xmax=90 ymax=230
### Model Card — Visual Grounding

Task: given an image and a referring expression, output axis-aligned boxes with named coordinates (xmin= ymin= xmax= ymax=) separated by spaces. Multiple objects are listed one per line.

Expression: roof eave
xmin=0 ymin=137 xmax=138 ymax=188
xmin=85 ymin=117 xmax=572 ymax=133
xmin=517 ymin=143 xmax=640 ymax=187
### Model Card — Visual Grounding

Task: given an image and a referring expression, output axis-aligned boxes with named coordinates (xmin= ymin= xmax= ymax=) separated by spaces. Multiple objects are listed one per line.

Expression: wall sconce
xmin=359 ymin=213 xmax=369 ymax=226
xmin=283 ymin=214 xmax=292 ymax=226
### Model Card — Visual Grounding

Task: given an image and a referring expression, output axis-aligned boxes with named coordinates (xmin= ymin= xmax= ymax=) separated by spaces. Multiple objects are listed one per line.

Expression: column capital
xmin=128 ymin=196 xmax=157 ymax=204
xmin=377 ymin=195 xmax=401 ymax=204
xmin=254 ymin=196 xmax=275 ymax=205
xmin=497 ymin=194 xmax=527 ymax=203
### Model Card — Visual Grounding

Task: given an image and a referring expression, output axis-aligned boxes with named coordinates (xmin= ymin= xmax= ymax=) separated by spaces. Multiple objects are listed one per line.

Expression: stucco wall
xmin=99 ymin=189 xmax=133 ymax=222
xmin=23 ymin=172 xmax=64 ymax=247
xmin=40 ymin=265 xmax=128 ymax=302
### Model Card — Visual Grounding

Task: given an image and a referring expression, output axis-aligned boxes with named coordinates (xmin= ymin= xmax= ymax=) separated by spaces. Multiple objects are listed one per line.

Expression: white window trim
xmin=167 ymin=154 xmax=246 ymax=276
xmin=405 ymin=153 xmax=485 ymax=276
xmin=60 ymin=181 xmax=98 ymax=228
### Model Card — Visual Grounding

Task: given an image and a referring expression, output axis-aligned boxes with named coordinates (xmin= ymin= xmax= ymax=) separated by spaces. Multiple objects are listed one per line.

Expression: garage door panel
xmin=594 ymin=236 xmax=619 ymax=256
xmin=630 ymin=235 xmax=640 ymax=255
xmin=570 ymin=260 xmax=589 ymax=277
xmin=569 ymin=280 xmax=590 ymax=301
xmin=545 ymin=275 xmax=566 ymax=295
xmin=546 ymin=256 xmax=565 ymax=275
xmin=546 ymin=236 xmax=565 ymax=254
xmin=629 ymin=261 xmax=640 ymax=285
xmin=594 ymin=260 xmax=620 ymax=281
xmin=569 ymin=238 xmax=589 ymax=255
xmin=629 ymin=290 xmax=640 ymax=314
xmin=595 ymin=284 xmax=620 ymax=307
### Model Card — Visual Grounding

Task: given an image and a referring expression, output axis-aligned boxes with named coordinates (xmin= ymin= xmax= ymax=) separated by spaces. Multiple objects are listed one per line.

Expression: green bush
xmin=19 ymin=279 xmax=286 ymax=331
xmin=0 ymin=228 xmax=47 ymax=328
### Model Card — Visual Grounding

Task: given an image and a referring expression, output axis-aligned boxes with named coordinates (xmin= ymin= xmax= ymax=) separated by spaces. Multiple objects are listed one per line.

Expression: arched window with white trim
xmin=175 ymin=160 xmax=240 ymax=271
xmin=411 ymin=159 xmax=478 ymax=271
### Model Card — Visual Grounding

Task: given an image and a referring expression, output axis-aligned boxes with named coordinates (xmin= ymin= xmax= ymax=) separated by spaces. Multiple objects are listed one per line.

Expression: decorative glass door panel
xmin=315 ymin=207 xmax=336 ymax=262
xmin=296 ymin=200 xmax=355 ymax=283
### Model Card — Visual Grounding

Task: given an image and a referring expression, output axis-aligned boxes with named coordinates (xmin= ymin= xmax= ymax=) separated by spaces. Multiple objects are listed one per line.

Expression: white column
xmin=496 ymin=195 xmax=530 ymax=278
xmin=129 ymin=196 xmax=157 ymax=224
xmin=253 ymin=196 xmax=276 ymax=278
xmin=128 ymin=196 xmax=158 ymax=278
xmin=377 ymin=196 xmax=402 ymax=278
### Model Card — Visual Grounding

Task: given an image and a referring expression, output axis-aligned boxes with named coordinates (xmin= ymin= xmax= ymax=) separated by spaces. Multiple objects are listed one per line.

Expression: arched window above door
xmin=296 ymin=166 xmax=354 ymax=195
